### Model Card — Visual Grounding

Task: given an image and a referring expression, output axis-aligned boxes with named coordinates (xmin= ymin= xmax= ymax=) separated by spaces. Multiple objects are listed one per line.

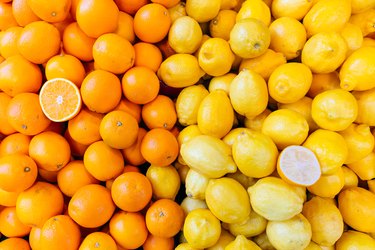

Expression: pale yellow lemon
xmin=220 ymin=0 xmax=240 ymax=10
xmin=336 ymin=230 xmax=375 ymax=250
xmin=340 ymin=22 xmax=363 ymax=56
xmin=168 ymin=2 xmax=187 ymax=23
xmin=180 ymin=197 xmax=208 ymax=216
xmin=146 ymin=164 xmax=180 ymax=200
xmin=347 ymin=152 xmax=375 ymax=181
xmin=271 ymin=0 xmax=313 ymax=20
xmin=206 ymin=229 xmax=235 ymax=250
xmin=185 ymin=0 xmax=221 ymax=23
xmin=224 ymin=235 xmax=261 ymax=250
xmin=342 ymin=166 xmax=359 ymax=189
xmin=208 ymin=73 xmax=236 ymax=95
xmin=253 ymin=232 xmax=276 ymax=250
xmin=175 ymin=162 xmax=190 ymax=184
xmin=304 ymin=241 xmax=322 ymax=250
xmin=307 ymin=72 xmax=340 ymax=98
xmin=226 ymin=170 xmax=257 ymax=189
xmin=222 ymin=127 xmax=250 ymax=147
xmin=228 ymin=209 xmax=267 ymax=238
xmin=175 ymin=243 xmax=201 ymax=250
xmin=177 ymin=125 xmax=203 ymax=147
xmin=349 ymin=9 xmax=375 ymax=36
xmin=244 ymin=109 xmax=272 ymax=132
xmin=307 ymin=167 xmax=345 ymax=198
xmin=235 ymin=0 xmax=271 ymax=26
xmin=185 ymin=168 xmax=210 ymax=200
xmin=168 ymin=16 xmax=202 ymax=54
xmin=209 ymin=10 xmax=237 ymax=41
xmin=353 ymin=88 xmax=375 ymax=126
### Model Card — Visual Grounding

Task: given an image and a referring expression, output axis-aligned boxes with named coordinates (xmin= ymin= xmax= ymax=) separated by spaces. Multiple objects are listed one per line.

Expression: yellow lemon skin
xmin=183 ymin=208 xmax=221 ymax=249
xmin=362 ymin=37 xmax=375 ymax=47
xmin=185 ymin=169 xmax=210 ymax=200
xmin=302 ymin=0 xmax=351 ymax=37
xmin=146 ymin=164 xmax=180 ymax=200
xmin=342 ymin=166 xmax=359 ymax=189
xmin=232 ymin=129 xmax=278 ymax=178
xmin=180 ymin=134 xmax=237 ymax=178
xmin=224 ymin=235 xmax=261 ymax=250
xmin=307 ymin=72 xmax=340 ymax=98
xmin=349 ymin=9 xmax=375 ymax=36
xmin=205 ymin=177 xmax=251 ymax=224
xmin=229 ymin=69 xmax=268 ymax=118
xmin=340 ymin=22 xmax=363 ymax=57
xmin=244 ymin=109 xmax=272 ymax=132
xmin=247 ymin=177 xmax=304 ymax=221
xmin=180 ymin=197 xmax=208 ymax=216
xmin=353 ymin=88 xmax=375 ymax=126
xmin=336 ymin=230 xmax=375 ymax=250
xmin=302 ymin=196 xmax=344 ymax=246
xmin=197 ymin=90 xmax=234 ymax=138
xmin=229 ymin=18 xmax=271 ymax=59
xmin=271 ymin=0 xmax=313 ymax=20
xmin=157 ymin=53 xmax=205 ymax=88
xmin=311 ymin=89 xmax=358 ymax=132
xmin=253 ymin=232 xmax=276 ymax=250
xmin=209 ymin=10 xmax=237 ymax=41
xmin=206 ymin=229 xmax=235 ymax=250
xmin=175 ymin=242 xmax=202 ymax=250
xmin=228 ymin=209 xmax=267 ymax=238
xmin=269 ymin=17 xmax=307 ymax=60
xmin=177 ymin=125 xmax=203 ymax=147
xmin=208 ymin=73 xmax=236 ymax=95
xmin=307 ymin=167 xmax=345 ymax=198
xmin=339 ymin=187 xmax=375 ymax=233
xmin=168 ymin=2 xmax=187 ymax=23
xmin=185 ymin=0 xmax=221 ymax=23
xmin=268 ymin=62 xmax=312 ymax=104
xmin=347 ymin=152 xmax=375 ymax=181
xmin=340 ymin=46 xmax=375 ymax=91
xmin=351 ymin=0 xmax=375 ymax=14
xmin=301 ymin=32 xmax=347 ymax=74
xmin=304 ymin=241 xmax=323 ymax=250
xmin=261 ymin=109 xmax=309 ymax=150
xmin=168 ymin=16 xmax=202 ymax=54
xmin=236 ymin=0 xmax=271 ymax=26
xmin=226 ymin=170 xmax=257 ymax=189
xmin=266 ymin=213 xmax=312 ymax=250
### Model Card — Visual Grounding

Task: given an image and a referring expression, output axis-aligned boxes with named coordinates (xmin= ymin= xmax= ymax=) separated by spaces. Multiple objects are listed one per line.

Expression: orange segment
xmin=39 ymin=78 xmax=82 ymax=122
xmin=277 ymin=145 xmax=321 ymax=186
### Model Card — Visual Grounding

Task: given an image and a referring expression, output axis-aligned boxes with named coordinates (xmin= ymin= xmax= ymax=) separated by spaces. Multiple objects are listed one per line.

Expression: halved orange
xmin=39 ymin=78 xmax=82 ymax=122
xmin=277 ymin=145 xmax=321 ymax=186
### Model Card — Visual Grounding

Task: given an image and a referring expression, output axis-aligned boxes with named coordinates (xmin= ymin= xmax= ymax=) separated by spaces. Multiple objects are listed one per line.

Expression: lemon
xmin=224 ymin=235 xmax=261 ymax=250
xmin=184 ymin=208 xmax=221 ymax=249
xmin=220 ymin=0 xmax=240 ymax=10
xmin=336 ymin=230 xmax=375 ymax=250
xmin=232 ymin=129 xmax=278 ymax=178
xmin=226 ymin=171 xmax=257 ymax=189
xmin=261 ymin=109 xmax=309 ymax=150
xmin=185 ymin=0 xmax=221 ymax=23
xmin=339 ymin=187 xmax=375 ymax=233
xmin=197 ymin=90 xmax=234 ymax=138
xmin=239 ymin=49 xmax=286 ymax=80
xmin=157 ymin=53 xmax=205 ymax=88
xmin=351 ymin=0 xmax=375 ymax=14
xmin=209 ymin=10 xmax=237 ymax=41
xmin=236 ymin=0 xmax=271 ymax=26
xmin=206 ymin=229 xmax=235 ymax=250
xmin=271 ymin=0 xmax=313 ymax=20
xmin=301 ymin=32 xmax=348 ymax=74
xmin=269 ymin=17 xmax=307 ymax=60
xmin=176 ymin=85 xmax=209 ymax=126
xmin=307 ymin=167 xmax=345 ymax=198
xmin=175 ymin=243 xmax=202 ymax=250
xmin=307 ymin=72 xmax=340 ymax=98
xmin=222 ymin=127 xmax=250 ymax=147
xmin=229 ymin=69 xmax=268 ymax=118
xmin=247 ymin=177 xmax=304 ymax=221
xmin=266 ymin=213 xmax=312 ymax=250
xmin=244 ymin=109 xmax=271 ymax=132
xmin=268 ymin=63 xmax=312 ymax=104
xmin=353 ymin=88 xmax=375 ymax=126
xmin=340 ymin=22 xmax=363 ymax=57
xmin=339 ymin=123 xmax=374 ymax=164
xmin=168 ymin=2 xmax=187 ymax=23
xmin=302 ymin=0 xmax=351 ymax=37
xmin=180 ymin=197 xmax=208 ymax=216
xmin=185 ymin=169 xmax=210 ymax=200
xmin=302 ymin=196 xmax=344 ymax=246
xmin=205 ymin=177 xmax=251 ymax=223
xmin=347 ymin=152 xmax=375 ymax=181
xmin=198 ymin=38 xmax=235 ymax=76
xmin=180 ymin=135 xmax=237 ymax=178
xmin=369 ymin=180 xmax=375 ymax=193
xmin=349 ymin=9 xmax=375 ymax=36
xmin=177 ymin=125 xmax=203 ymax=147
xmin=362 ymin=37 xmax=375 ymax=47
xmin=228 ymin=209 xmax=267 ymax=237
xmin=342 ymin=166 xmax=359 ymax=189
xmin=229 ymin=18 xmax=271 ymax=58
xmin=304 ymin=241 xmax=323 ymax=250
xmin=146 ymin=164 xmax=180 ymax=200
xmin=168 ymin=16 xmax=202 ymax=54
xmin=253 ymin=232 xmax=276 ymax=250
xmin=208 ymin=73 xmax=236 ymax=95
xmin=340 ymin=46 xmax=375 ymax=91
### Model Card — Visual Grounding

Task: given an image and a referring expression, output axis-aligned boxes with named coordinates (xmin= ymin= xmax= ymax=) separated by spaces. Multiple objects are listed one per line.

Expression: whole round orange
xmin=133 ymin=42 xmax=163 ymax=72
xmin=143 ymin=234 xmax=175 ymax=250
xmin=0 ymin=206 xmax=31 ymax=237
xmin=0 ymin=133 xmax=31 ymax=157
xmin=79 ymin=232 xmax=118 ymax=250
xmin=141 ymin=95 xmax=177 ymax=130
xmin=0 ymin=237 xmax=30 ymax=250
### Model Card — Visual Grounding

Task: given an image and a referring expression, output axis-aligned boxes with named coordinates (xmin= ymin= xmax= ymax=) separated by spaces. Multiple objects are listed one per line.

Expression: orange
xmin=0 ymin=133 xmax=30 ymax=157
xmin=99 ymin=110 xmax=139 ymax=149
xmin=0 ymin=237 xmax=30 ymax=250
xmin=76 ymin=0 xmax=119 ymax=38
xmin=0 ymin=3 xmax=18 ymax=30
xmin=29 ymin=226 xmax=42 ymax=250
xmin=27 ymin=0 xmax=71 ymax=23
xmin=133 ymin=42 xmax=163 ymax=72
xmin=115 ymin=0 xmax=148 ymax=15
xmin=43 ymin=120 xmax=66 ymax=134
xmin=80 ymin=69 xmax=122 ymax=113
xmin=6 ymin=93 xmax=51 ymax=136
xmin=11 ymin=0 xmax=41 ymax=26
xmin=0 ymin=154 xmax=38 ymax=192
xmin=115 ymin=11 xmax=135 ymax=43
xmin=105 ymin=165 xmax=140 ymax=190
xmin=122 ymin=127 xmax=147 ymax=166
xmin=142 ymin=95 xmax=177 ymax=130
xmin=0 ymin=55 xmax=42 ymax=97
xmin=79 ymin=232 xmax=117 ymax=250
xmin=16 ymin=181 xmax=64 ymax=228
xmin=0 ymin=188 xmax=20 ymax=207
xmin=45 ymin=54 xmax=86 ymax=87
xmin=40 ymin=215 xmax=81 ymax=250
xmin=67 ymin=107 xmax=103 ymax=145
xmin=134 ymin=3 xmax=172 ymax=43
xmin=111 ymin=172 xmax=152 ymax=212
xmin=39 ymin=78 xmax=82 ymax=122
xmin=109 ymin=211 xmax=148 ymax=249
xmin=29 ymin=131 xmax=71 ymax=171
xmin=52 ymin=13 xmax=74 ymax=38
xmin=93 ymin=33 xmax=135 ymax=74
xmin=62 ymin=22 xmax=96 ymax=61
xmin=122 ymin=66 xmax=160 ymax=105
xmin=17 ymin=21 xmax=61 ymax=64
xmin=151 ymin=0 xmax=180 ymax=8
xmin=83 ymin=140 xmax=124 ymax=181
xmin=38 ymin=168 xmax=59 ymax=183
xmin=141 ymin=128 xmax=179 ymax=167
xmin=0 ymin=26 xmax=22 ymax=58
xmin=145 ymin=198 xmax=185 ymax=238
xmin=143 ymin=234 xmax=175 ymax=250
xmin=68 ymin=184 xmax=116 ymax=228
xmin=57 ymin=160 xmax=100 ymax=197
xmin=0 ymin=206 xmax=31 ymax=237
xmin=0 ymin=92 xmax=17 ymax=135
xmin=64 ymin=129 xmax=89 ymax=157
xmin=114 ymin=98 xmax=142 ymax=123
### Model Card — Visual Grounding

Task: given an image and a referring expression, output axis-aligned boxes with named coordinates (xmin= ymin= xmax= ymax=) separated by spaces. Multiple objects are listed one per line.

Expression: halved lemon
xmin=277 ymin=145 xmax=321 ymax=186
xmin=39 ymin=78 xmax=82 ymax=122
